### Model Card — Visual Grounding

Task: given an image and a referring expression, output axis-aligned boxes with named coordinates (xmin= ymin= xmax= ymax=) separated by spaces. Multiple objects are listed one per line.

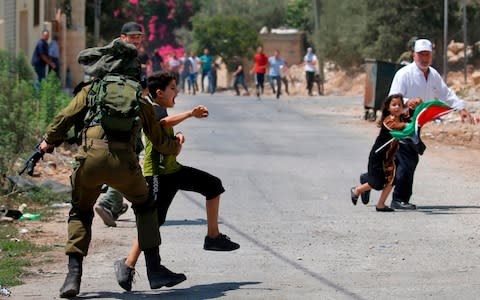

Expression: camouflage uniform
xmin=44 ymin=85 xmax=178 ymax=255
xmin=43 ymin=38 xmax=179 ymax=256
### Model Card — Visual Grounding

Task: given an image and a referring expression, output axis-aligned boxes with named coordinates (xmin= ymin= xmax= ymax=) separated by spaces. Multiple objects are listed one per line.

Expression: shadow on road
xmin=163 ymin=218 xmax=207 ymax=226
xmin=417 ymin=205 xmax=480 ymax=215
xmin=78 ymin=281 xmax=261 ymax=299
xmin=115 ymin=218 xmax=208 ymax=227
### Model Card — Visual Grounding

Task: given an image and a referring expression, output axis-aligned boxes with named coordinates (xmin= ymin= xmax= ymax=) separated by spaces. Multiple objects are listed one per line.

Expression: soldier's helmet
xmin=407 ymin=36 xmax=418 ymax=51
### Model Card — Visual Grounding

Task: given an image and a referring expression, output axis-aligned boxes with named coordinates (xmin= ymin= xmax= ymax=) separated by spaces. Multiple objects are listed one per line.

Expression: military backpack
xmin=84 ymin=74 xmax=142 ymax=139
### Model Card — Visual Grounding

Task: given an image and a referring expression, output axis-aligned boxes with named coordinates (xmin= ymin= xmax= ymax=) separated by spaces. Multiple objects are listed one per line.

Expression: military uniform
xmin=52 ymin=28 xmax=186 ymax=299
xmin=44 ymin=84 xmax=179 ymax=255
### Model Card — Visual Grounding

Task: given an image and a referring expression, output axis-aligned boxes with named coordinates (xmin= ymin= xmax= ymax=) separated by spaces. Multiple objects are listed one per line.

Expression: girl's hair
xmin=378 ymin=93 xmax=404 ymax=127
xmin=147 ymin=71 xmax=176 ymax=96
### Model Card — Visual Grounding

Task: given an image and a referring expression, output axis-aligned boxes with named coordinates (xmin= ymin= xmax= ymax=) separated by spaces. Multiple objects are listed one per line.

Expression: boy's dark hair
xmin=378 ymin=93 xmax=404 ymax=127
xmin=147 ymin=71 xmax=176 ymax=96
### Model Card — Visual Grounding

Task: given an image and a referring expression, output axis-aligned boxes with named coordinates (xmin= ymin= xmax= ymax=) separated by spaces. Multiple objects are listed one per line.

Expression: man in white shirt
xmin=387 ymin=38 xmax=474 ymax=210
xmin=188 ymin=51 xmax=200 ymax=94
xmin=304 ymin=47 xmax=318 ymax=96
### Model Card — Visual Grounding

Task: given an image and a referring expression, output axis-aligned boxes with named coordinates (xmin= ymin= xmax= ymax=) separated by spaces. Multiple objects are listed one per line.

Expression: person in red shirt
xmin=251 ymin=45 xmax=268 ymax=99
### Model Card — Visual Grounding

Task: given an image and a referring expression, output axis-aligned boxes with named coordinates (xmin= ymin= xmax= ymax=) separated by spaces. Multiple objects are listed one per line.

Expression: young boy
xmin=114 ymin=71 xmax=240 ymax=292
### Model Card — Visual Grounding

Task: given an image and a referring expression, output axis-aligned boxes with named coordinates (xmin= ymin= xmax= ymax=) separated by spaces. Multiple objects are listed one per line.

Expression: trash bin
xmin=363 ymin=59 xmax=403 ymax=121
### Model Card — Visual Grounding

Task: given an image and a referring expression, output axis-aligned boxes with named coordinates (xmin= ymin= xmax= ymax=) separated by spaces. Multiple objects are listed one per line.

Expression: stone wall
xmin=260 ymin=31 xmax=305 ymax=65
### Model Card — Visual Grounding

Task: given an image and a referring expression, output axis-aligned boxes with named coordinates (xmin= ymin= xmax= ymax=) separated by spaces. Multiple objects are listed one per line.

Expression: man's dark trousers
xmin=392 ymin=142 xmax=419 ymax=204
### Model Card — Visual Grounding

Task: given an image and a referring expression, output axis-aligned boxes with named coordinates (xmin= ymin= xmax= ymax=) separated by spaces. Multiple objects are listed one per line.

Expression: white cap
xmin=414 ymin=39 xmax=432 ymax=52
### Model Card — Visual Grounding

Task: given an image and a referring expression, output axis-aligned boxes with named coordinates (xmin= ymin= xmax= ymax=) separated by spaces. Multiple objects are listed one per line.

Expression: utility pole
xmin=94 ymin=0 xmax=102 ymax=46
xmin=313 ymin=0 xmax=324 ymax=87
xmin=443 ymin=0 xmax=448 ymax=81
xmin=463 ymin=0 xmax=467 ymax=83
xmin=313 ymin=0 xmax=319 ymax=30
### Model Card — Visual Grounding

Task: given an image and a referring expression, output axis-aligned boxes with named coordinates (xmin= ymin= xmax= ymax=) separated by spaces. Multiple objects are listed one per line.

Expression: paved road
xmin=11 ymin=93 xmax=480 ymax=299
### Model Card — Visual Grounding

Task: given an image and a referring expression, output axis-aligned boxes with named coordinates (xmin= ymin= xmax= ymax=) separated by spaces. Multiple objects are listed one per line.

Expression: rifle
xmin=19 ymin=143 xmax=55 ymax=176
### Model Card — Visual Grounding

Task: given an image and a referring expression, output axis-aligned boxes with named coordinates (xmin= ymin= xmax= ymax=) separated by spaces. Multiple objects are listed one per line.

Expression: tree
xmin=85 ymin=0 xmax=202 ymax=51
xmin=286 ymin=0 xmax=314 ymax=34
xmin=312 ymin=0 xmax=480 ymax=71
xmin=314 ymin=0 xmax=366 ymax=70
xmin=191 ymin=15 xmax=260 ymax=71
xmin=195 ymin=0 xmax=289 ymax=32
xmin=85 ymin=0 xmax=128 ymax=47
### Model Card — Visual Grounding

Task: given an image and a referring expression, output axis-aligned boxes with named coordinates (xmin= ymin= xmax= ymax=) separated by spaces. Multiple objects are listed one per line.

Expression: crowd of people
xmin=57 ymin=39 xmax=321 ymax=99
xmin=29 ymin=18 xmax=480 ymax=298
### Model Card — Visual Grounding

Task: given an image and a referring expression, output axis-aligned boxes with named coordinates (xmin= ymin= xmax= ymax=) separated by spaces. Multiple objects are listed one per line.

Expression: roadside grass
xmin=0 ymin=225 xmax=52 ymax=286
xmin=0 ymin=186 xmax=69 ymax=286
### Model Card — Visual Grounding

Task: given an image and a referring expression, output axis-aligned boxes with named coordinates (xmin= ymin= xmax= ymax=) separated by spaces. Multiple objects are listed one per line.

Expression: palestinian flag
xmin=390 ymin=100 xmax=453 ymax=142
xmin=375 ymin=100 xmax=453 ymax=154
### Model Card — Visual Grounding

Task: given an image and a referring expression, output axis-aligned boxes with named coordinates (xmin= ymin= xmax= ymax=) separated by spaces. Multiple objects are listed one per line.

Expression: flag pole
xmin=374 ymin=138 xmax=394 ymax=154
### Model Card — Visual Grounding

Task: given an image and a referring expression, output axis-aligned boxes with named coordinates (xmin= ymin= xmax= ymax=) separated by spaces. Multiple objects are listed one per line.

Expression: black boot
xmin=144 ymin=247 xmax=186 ymax=289
xmin=59 ymin=254 xmax=83 ymax=298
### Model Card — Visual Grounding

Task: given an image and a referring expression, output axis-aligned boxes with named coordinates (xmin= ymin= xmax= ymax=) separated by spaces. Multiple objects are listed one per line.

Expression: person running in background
xmin=167 ymin=52 xmax=181 ymax=84
xmin=280 ymin=64 xmax=290 ymax=96
xmin=151 ymin=50 xmax=164 ymax=73
xmin=179 ymin=52 xmax=191 ymax=94
xmin=114 ymin=72 xmax=239 ymax=292
xmin=351 ymin=94 xmax=408 ymax=212
xmin=199 ymin=48 xmax=213 ymax=93
xmin=267 ymin=50 xmax=286 ymax=99
xmin=232 ymin=56 xmax=249 ymax=96
xmin=188 ymin=51 xmax=200 ymax=95
xmin=208 ymin=61 xmax=218 ymax=94
xmin=303 ymin=47 xmax=317 ymax=96
xmin=251 ymin=45 xmax=268 ymax=100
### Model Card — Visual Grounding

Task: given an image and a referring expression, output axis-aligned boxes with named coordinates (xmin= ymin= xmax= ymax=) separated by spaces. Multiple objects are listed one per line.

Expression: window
xmin=34 ymin=0 xmax=40 ymax=26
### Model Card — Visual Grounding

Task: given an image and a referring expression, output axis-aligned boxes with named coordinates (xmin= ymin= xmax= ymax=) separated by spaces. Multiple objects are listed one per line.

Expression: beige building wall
xmin=260 ymin=31 xmax=305 ymax=65
xmin=14 ymin=0 xmax=47 ymax=62
xmin=65 ymin=0 xmax=85 ymax=86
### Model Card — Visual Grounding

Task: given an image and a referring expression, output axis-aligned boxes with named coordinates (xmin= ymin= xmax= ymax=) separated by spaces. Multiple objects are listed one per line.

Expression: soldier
xmin=396 ymin=36 xmax=417 ymax=65
xmin=39 ymin=22 xmax=186 ymax=298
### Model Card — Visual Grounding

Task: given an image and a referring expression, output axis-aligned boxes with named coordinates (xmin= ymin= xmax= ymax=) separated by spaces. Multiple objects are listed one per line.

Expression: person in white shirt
xmin=387 ymin=38 xmax=474 ymax=210
xmin=188 ymin=51 xmax=200 ymax=94
xmin=303 ymin=47 xmax=318 ymax=96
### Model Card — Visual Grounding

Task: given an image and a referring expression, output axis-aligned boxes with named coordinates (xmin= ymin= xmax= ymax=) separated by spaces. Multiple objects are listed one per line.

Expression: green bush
xmin=0 ymin=50 xmax=70 ymax=192
xmin=37 ymin=72 xmax=70 ymax=129
xmin=0 ymin=52 xmax=36 ymax=181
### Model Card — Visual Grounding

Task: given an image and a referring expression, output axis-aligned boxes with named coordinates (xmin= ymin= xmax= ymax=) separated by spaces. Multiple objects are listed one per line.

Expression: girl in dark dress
xmin=351 ymin=94 xmax=408 ymax=212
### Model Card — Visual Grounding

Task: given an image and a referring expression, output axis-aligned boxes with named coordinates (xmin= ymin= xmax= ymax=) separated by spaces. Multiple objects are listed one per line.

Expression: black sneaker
xmin=391 ymin=201 xmax=417 ymax=210
xmin=114 ymin=258 xmax=135 ymax=291
xmin=359 ymin=173 xmax=370 ymax=205
xmin=148 ymin=265 xmax=186 ymax=289
xmin=94 ymin=204 xmax=116 ymax=227
xmin=204 ymin=233 xmax=240 ymax=251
